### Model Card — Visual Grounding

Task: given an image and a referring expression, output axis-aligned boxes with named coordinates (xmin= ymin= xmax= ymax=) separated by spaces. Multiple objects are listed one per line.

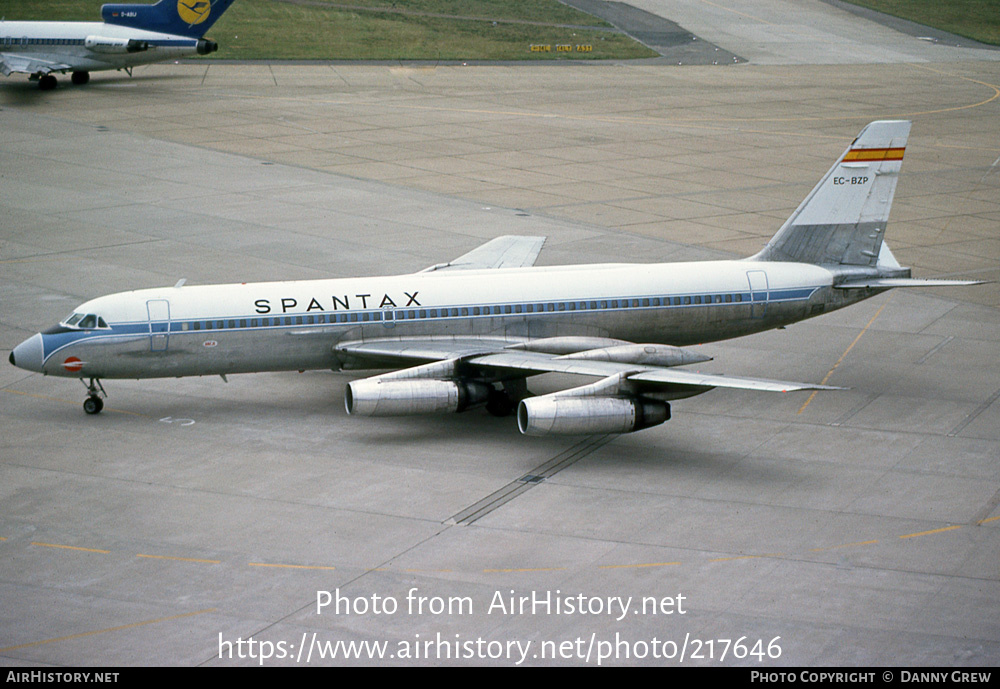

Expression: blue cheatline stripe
xmin=40 ymin=287 xmax=820 ymax=363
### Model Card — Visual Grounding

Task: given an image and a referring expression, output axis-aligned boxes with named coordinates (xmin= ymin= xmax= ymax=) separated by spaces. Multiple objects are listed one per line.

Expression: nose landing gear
xmin=81 ymin=378 xmax=107 ymax=414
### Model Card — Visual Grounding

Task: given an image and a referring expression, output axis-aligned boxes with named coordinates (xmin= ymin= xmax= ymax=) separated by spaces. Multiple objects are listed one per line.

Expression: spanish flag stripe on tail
xmin=843 ymin=147 xmax=905 ymax=162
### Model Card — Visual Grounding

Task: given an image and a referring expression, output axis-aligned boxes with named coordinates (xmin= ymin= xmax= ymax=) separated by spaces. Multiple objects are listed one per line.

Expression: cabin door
xmin=746 ymin=270 xmax=769 ymax=319
xmin=147 ymin=299 xmax=171 ymax=351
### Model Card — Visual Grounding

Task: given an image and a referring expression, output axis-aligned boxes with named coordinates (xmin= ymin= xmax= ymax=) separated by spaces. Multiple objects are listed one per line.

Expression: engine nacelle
xmin=197 ymin=39 xmax=218 ymax=55
xmin=562 ymin=343 xmax=711 ymax=367
xmin=346 ymin=379 xmax=490 ymax=416
xmin=85 ymin=35 xmax=150 ymax=53
xmin=517 ymin=396 xmax=670 ymax=436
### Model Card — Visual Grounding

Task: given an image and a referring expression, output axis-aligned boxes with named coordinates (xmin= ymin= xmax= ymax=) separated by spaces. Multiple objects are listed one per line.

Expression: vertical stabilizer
xmin=753 ymin=120 xmax=911 ymax=266
xmin=102 ymin=0 xmax=237 ymax=38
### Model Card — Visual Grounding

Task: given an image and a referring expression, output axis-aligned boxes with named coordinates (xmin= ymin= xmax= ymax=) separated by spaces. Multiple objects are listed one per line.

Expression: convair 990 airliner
xmin=0 ymin=0 xmax=236 ymax=90
xmin=9 ymin=121 xmax=985 ymax=435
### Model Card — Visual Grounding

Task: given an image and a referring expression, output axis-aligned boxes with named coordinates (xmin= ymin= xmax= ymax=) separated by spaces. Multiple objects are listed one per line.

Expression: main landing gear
xmin=486 ymin=380 xmax=529 ymax=417
xmin=34 ymin=71 xmax=90 ymax=90
xmin=81 ymin=378 xmax=107 ymax=415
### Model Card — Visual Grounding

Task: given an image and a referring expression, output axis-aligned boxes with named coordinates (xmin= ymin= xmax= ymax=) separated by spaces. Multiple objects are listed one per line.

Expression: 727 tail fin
xmin=102 ymin=0 xmax=237 ymax=38
xmin=753 ymin=120 xmax=911 ymax=266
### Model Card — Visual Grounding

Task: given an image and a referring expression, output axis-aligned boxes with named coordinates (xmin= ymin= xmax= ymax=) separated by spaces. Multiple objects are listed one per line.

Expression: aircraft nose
xmin=10 ymin=334 xmax=44 ymax=372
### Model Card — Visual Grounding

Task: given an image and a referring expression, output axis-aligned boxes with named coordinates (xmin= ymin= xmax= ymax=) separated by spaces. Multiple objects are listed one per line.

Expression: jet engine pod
xmin=517 ymin=396 xmax=670 ymax=436
xmin=345 ymin=378 xmax=490 ymax=416
xmin=196 ymin=39 xmax=218 ymax=55
xmin=84 ymin=36 xmax=150 ymax=53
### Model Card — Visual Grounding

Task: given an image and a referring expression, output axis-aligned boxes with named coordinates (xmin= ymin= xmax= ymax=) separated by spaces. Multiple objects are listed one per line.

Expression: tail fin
xmin=102 ymin=0 xmax=237 ymax=38
xmin=752 ymin=120 xmax=911 ymax=266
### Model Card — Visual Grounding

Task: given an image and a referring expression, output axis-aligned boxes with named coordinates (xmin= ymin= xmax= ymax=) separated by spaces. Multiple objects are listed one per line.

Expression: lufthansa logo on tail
xmin=177 ymin=0 xmax=212 ymax=25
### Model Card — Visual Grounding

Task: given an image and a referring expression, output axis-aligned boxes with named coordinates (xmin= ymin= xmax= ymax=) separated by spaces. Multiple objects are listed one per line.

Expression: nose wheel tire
xmin=81 ymin=378 xmax=107 ymax=415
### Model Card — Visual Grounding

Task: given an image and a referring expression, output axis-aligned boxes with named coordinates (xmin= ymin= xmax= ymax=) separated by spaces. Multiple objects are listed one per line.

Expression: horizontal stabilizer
xmin=835 ymin=278 xmax=988 ymax=289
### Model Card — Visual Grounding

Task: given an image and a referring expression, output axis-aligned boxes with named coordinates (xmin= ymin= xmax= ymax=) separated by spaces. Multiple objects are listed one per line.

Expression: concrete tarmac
xmin=1 ymin=0 xmax=998 ymax=667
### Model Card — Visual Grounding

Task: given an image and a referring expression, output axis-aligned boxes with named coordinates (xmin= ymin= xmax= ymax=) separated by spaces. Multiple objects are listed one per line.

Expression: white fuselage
xmin=16 ymin=259 xmax=873 ymax=381
xmin=0 ymin=20 xmax=205 ymax=73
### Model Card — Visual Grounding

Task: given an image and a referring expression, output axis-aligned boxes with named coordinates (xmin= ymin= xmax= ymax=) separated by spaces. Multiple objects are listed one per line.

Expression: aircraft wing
xmin=470 ymin=350 xmax=841 ymax=393
xmin=336 ymin=338 xmax=841 ymax=394
xmin=419 ymin=235 xmax=546 ymax=272
xmin=336 ymin=337 xmax=523 ymax=366
xmin=0 ymin=53 xmax=72 ymax=77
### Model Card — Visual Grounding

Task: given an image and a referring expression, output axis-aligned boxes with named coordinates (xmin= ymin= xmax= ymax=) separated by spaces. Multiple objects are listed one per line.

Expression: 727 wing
xmin=0 ymin=53 xmax=72 ymax=77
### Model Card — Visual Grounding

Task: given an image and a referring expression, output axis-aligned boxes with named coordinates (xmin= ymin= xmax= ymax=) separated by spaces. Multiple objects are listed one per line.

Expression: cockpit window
xmin=59 ymin=313 xmax=109 ymax=330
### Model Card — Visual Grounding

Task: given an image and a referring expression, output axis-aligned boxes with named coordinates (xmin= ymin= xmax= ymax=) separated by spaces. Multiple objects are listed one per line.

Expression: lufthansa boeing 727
xmin=0 ymin=0 xmax=237 ymax=90
xmin=8 ymin=121 xmax=985 ymax=435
